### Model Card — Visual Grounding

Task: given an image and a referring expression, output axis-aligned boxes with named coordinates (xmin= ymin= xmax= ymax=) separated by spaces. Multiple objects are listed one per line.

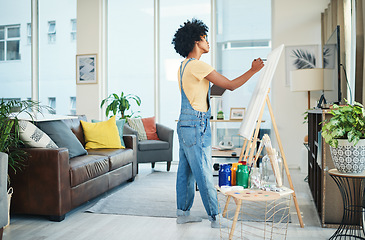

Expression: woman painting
xmin=172 ymin=18 xmax=264 ymax=228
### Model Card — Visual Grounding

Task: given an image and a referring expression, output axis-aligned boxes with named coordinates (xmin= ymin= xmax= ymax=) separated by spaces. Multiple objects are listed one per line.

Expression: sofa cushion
xmin=138 ymin=140 xmax=169 ymax=151
xmin=127 ymin=118 xmax=147 ymax=141
xmin=87 ymin=148 xmax=133 ymax=171
xmin=37 ymin=120 xmax=88 ymax=159
xmin=92 ymin=119 xmax=126 ymax=148
xmin=62 ymin=115 xmax=87 ymax=146
xmin=69 ymin=154 xmax=110 ymax=187
xmin=141 ymin=117 xmax=160 ymax=140
xmin=81 ymin=116 xmax=123 ymax=149
xmin=18 ymin=120 xmax=58 ymax=149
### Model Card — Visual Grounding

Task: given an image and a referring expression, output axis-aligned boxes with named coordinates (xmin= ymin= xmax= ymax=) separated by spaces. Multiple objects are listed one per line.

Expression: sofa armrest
xmin=9 ymin=148 xmax=72 ymax=217
xmin=123 ymin=124 xmax=138 ymax=137
xmin=122 ymin=134 xmax=138 ymax=176
xmin=156 ymin=123 xmax=174 ymax=144
xmin=123 ymin=134 xmax=136 ymax=150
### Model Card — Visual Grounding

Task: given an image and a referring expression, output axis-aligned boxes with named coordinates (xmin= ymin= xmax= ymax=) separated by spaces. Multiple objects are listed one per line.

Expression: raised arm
xmin=205 ymin=58 xmax=264 ymax=91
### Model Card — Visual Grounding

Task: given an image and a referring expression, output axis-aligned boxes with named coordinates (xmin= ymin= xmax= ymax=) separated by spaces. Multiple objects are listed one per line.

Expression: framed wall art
xmin=230 ymin=107 xmax=246 ymax=120
xmin=76 ymin=54 xmax=97 ymax=84
xmin=285 ymin=45 xmax=321 ymax=87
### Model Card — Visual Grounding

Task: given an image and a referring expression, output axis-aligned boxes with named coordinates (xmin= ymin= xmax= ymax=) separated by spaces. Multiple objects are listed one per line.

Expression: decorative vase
xmin=329 ymin=139 xmax=365 ymax=173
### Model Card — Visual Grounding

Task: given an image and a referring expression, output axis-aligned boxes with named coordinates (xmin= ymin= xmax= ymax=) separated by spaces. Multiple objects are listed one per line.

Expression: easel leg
xmin=238 ymin=139 xmax=248 ymax=162
xmin=239 ymin=103 xmax=265 ymax=165
xmin=265 ymin=95 xmax=304 ymax=228
xmin=247 ymin=102 xmax=265 ymax=165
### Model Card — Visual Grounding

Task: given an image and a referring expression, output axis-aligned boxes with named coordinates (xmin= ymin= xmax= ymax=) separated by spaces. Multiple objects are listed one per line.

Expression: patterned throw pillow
xmin=19 ymin=120 xmax=58 ymax=149
xmin=127 ymin=118 xmax=147 ymax=141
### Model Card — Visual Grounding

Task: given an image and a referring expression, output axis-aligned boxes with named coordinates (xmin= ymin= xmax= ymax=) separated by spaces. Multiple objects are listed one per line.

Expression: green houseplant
xmin=100 ymin=92 xmax=141 ymax=119
xmin=321 ymin=101 xmax=365 ymax=148
xmin=0 ymin=98 xmax=51 ymax=228
xmin=0 ymin=99 xmax=50 ymax=173
xmin=321 ymin=101 xmax=365 ymax=173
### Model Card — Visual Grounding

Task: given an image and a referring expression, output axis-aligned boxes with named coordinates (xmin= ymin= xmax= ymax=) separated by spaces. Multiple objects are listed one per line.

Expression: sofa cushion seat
xmin=69 ymin=154 xmax=109 ymax=187
xmin=87 ymin=148 xmax=134 ymax=171
xmin=138 ymin=140 xmax=169 ymax=151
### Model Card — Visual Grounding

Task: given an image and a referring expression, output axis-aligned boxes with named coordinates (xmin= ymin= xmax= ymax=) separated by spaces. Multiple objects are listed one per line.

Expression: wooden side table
xmin=328 ymin=169 xmax=365 ymax=239
xmin=216 ymin=186 xmax=293 ymax=240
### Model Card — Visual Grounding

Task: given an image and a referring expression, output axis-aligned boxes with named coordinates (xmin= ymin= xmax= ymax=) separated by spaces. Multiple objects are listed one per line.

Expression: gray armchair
xmin=0 ymin=152 xmax=8 ymax=240
xmin=124 ymin=123 xmax=174 ymax=171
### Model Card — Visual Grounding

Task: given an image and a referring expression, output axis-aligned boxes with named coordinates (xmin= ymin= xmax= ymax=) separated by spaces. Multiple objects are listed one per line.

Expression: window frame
xmin=47 ymin=20 xmax=56 ymax=43
xmin=70 ymin=19 xmax=76 ymax=41
xmin=0 ymin=24 xmax=21 ymax=61
xmin=27 ymin=23 xmax=32 ymax=45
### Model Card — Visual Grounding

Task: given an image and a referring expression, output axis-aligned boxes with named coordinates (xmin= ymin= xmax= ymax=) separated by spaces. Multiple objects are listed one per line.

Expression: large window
xmin=0 ymin=1 xmax=31 ymax=100
xmin=159 ymin=0 xmax=212 ymax=134
xmin=215 ymin=0 xmax=272 ymax=146
xmin=108 ymin=0 xmax=154 ymax=118
xmin=39 ymin=0 xmax=77 ymax=115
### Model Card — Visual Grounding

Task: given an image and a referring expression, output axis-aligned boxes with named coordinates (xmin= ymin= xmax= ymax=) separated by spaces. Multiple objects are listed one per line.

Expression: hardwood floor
xmin=3 ymin=163 xmax=335 ymax=240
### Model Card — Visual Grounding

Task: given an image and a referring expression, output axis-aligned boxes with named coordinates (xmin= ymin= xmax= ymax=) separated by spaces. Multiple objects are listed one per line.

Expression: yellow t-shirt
xmin=178 ymin=59 xmax=214 ymax=112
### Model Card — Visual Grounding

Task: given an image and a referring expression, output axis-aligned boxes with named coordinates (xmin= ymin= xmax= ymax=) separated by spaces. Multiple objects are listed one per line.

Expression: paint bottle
xmin=219 ymin=164 xmax=231 ymax=187
xmin=242 ymin=163 xmax=249 ymax=188
xmin=230 ymin=162 xmax=241 ymax=186
xmin=236 ymin=163 xmax=249 ymax=188
xmin=236 ymin=164 xmax=245 ymax=187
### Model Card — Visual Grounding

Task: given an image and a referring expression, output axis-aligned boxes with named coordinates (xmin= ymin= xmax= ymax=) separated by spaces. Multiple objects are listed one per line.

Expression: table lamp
xmin=290 ymin=68 xmax=324 ymax=109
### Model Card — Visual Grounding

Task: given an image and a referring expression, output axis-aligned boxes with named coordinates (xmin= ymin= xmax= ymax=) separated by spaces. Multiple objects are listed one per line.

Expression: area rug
xmin=86 ymin=171 xmax=207 ymax=218
xmin=85 ymin=171 xmax=290 ymax=223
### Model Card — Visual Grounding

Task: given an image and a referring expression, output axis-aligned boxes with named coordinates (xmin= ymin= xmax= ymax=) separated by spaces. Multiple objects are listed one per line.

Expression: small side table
xmin=328 ymin=169 xmax=365 ymax=239
xmin=216 ymin=186 xmax=293 ymax=240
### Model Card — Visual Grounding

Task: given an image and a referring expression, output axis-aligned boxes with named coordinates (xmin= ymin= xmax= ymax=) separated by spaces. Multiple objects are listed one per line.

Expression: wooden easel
xmin=238 ymin=92 xmax=305 ymax=228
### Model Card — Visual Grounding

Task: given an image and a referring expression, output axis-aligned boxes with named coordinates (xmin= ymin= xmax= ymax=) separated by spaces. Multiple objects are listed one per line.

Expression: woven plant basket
xmin=4 ymin=187 xmax=13 ymax=228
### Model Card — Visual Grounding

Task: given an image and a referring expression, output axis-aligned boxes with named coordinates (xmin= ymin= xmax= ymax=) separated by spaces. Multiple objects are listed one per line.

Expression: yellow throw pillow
xmin=80 ymin=116 xmax=124 ymax=149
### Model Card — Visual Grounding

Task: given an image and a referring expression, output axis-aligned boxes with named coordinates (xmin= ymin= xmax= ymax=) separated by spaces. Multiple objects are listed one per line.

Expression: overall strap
xmin=179 ymin=58 xmax=195 ymax=89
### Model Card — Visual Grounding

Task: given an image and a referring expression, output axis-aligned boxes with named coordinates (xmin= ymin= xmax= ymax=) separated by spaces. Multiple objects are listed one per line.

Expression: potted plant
xmin=0 ymin=98 xmax=50 ymax=227
xmin=100 ymin=92 xmax=141 ymax=119
xmin=321 ymin=101 xmax=365 ymax=173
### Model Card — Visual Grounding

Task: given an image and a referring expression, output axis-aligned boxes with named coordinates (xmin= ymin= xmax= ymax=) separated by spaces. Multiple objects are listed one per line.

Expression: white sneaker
xmin=176 ymin=215 xmax=202 ymax=224
xmin=210 ymin=214 xmax=233 ymax=228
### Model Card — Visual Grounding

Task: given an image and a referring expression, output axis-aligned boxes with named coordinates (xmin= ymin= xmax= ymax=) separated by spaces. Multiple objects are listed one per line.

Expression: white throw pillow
xmin=18 ymin=120 xmax=58 ymax=148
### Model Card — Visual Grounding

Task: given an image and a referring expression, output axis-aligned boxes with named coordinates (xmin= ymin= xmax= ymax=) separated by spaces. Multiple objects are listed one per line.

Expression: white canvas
xmin=238 ymin=44 xmax=284 ymax=139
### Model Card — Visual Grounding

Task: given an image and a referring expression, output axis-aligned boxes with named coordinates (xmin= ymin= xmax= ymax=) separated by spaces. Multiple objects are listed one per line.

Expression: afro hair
xmin=172 ymin=18 xmax=209 ymax=58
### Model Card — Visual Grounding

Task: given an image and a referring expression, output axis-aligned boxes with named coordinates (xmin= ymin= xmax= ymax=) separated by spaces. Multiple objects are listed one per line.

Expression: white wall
xmin=76 ymin=0 xmax=106 ymax=121
xmin=271 ymin=0 xmax=330 ymax=168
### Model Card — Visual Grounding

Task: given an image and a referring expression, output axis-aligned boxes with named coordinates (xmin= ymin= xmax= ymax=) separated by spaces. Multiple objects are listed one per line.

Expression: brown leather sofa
xmin=8 ymin=116 xmax=137 ymax=222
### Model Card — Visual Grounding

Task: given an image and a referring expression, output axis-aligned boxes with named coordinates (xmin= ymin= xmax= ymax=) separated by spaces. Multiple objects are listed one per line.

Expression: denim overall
xmin=176 ymin=58 xmax=219 ymax=219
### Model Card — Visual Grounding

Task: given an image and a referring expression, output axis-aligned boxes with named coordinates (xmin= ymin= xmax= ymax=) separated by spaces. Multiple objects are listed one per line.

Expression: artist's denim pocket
xmin=178 ymin=123 xmax=197 ymax=147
